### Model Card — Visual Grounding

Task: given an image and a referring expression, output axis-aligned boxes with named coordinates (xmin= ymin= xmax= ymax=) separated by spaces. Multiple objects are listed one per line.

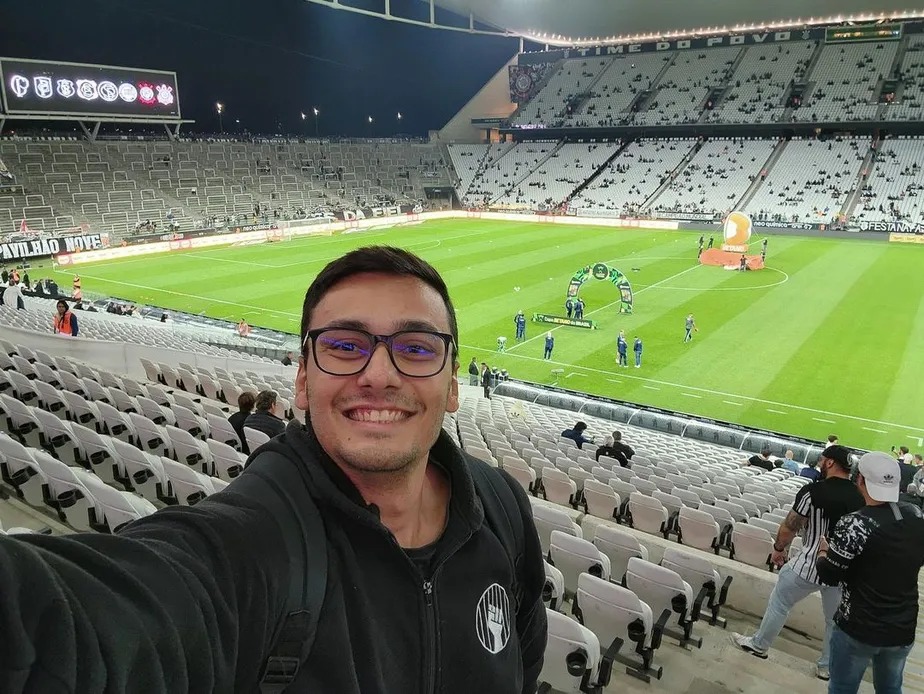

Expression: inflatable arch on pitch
xmin=567 ymin=262 xmax=634 ymax=314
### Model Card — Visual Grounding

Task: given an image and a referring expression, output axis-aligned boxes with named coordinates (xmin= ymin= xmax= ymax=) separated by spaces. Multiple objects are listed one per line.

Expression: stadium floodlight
xmin=397 ymin=112 xmax=402 ymax=120
xmin=301 ymin=112 xmax=306 ymax=120
xmin=313 ymin=107 xmax=319 ymax=116
xmin=216 ymin=102 xmax=224 ymax=133
xmin=367 ymin=115 xmax=373 ymax=123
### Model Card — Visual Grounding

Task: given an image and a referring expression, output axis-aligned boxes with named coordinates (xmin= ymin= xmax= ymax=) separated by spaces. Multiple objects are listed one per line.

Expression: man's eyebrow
xmin=313 ymin=319 xmax=446 ymax=333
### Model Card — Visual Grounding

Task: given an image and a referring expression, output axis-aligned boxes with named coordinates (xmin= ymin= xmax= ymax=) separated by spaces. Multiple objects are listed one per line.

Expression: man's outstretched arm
xmin=0 ymin=491 xmax=286 ymax=693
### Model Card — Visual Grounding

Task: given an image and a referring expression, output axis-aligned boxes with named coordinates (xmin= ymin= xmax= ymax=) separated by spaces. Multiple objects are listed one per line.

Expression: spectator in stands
xmin=52 ymin=299 xmax=78 ymax=336
xmin=746 ymin=447 xmax=775 ymax=472
xmin=2 ymin=279 xmax=23 ymax=310
xmin=244 ymin=390 xmax=286 ymax=439
xmin=160 ymin=313 xmax=169 ymax=323
xmin=0 ymin=267 xmax=7 ymax=284
xmin=281 ymin=351 xmax=295 ymax=366
xmin=827 ymin=434 xmax=839 ymax=447
xmin=801 ymin=457 xmax=822 ymax=481
xmin=779 ymin=449 xmax=801 ymax=474
xmin=72 ymin=274 xmax=81 ymax=300
xmin=610 ymin=431 xmax=635 ymax=462
xmin=595 ymin=435 xmax=628 ymax=467
xmin=816 ymin=452 xmax=924 ymax=693
xmin=480 ymin=362 xmax=493 ymax=399
xmin=237 ymin=319 xmax=251 ymax=338
xmin=21 ymin=271 xmax=30 ymax=290
xmin=561 ymin=421 xmax=592 ymax=450
xmin=228 ymin=391 xmax=256 ymax=454
xmin=0 ymin=246 xmax=548 ymax=693
xmin=896 ymin=447 xmax=917 ymax=493
xmin=467 ymin=357 xmax=479 ymax=386
xmin=732 ymin=445 xmax=864 ymax=681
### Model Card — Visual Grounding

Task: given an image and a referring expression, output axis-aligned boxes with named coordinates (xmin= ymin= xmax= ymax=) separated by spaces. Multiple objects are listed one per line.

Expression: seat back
xmin=582 ymin=479 xmax=619 ymax=520
xmin=576 ymin=572 xmax=654 ymax=650
xmin=626 ymin=557 xmax=694 ymax=628
xmin=549 ymin=530 xmax=611 ymax=596
xmin=628 ymin=492 xmax=668 ymax=534
xmin=539 ymin=609 xmax=602 ymax=694
xmin=592 ymin=523 xmax=648 ymax=583
xmin=532 ymin=503 xmax=581 ymax=554
xmin=677 ymin=506 xmax=720 ymax=552
xmin=731 ymin=523 xmax=773 ymax=568
xmin=543 ymin=560 xmax=565 ymax=611
xmin=543 ymin=467 xmax=577 ymax=506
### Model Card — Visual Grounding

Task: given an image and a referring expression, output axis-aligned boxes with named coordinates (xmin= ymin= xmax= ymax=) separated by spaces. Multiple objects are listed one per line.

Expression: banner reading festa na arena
xmin=0 ymin=232 xmax=108 ymax=261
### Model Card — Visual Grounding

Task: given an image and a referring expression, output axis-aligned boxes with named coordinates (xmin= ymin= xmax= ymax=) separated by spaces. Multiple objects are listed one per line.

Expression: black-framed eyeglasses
xmin=304 ymin=328 xmax=456 ymax=378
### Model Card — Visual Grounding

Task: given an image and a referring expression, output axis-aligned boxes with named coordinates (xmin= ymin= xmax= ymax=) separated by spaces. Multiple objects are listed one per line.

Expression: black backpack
xmin=236 ymin=443 xmax=526 ymax=693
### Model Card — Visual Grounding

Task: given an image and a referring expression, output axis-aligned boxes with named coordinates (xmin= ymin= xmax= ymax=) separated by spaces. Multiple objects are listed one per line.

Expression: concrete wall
xmin=437 ymin=54 xmax=518 ymax=144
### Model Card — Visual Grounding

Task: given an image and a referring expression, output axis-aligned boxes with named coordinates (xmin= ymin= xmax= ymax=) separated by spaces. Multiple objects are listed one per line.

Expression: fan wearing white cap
xmin=816 ymin=452 xmax=924 ymax=693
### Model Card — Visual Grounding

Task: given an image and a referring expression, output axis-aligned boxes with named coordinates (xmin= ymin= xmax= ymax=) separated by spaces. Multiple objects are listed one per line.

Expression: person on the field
xmin=633 ymin=336 xmax=643 ymax=368
xmin=616 ymin=332 xmax=628 ymax=367
xmin=565 ymin=297 xmax=574 ymax=319
xmin=683 ymin=314 xmax=698 ymax=343
xmin=739 ymin=254 xmax=748 ymax=271
xmin=467 ymin=357 xmax=479 ymax=386
xmin=481 ymin=362 xmax=492 ymax=399
xmin=574 ymin=298 xmax=585 ymax=320
xmin=514 ymin=310 xmax=526 ymax=342
xmin=698 ymin=237 xmax=704 ymax=258
xmin=543 ymin=332 xmax=554 ymax=360
xmin=707 ymin=236 xmax=714 ymax=249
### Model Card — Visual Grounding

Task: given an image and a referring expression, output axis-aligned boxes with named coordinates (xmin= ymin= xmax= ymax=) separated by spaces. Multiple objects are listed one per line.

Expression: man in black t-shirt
xmin=817 ymin=451 xmax=924 ymax=693
xmin=611 ymin=431 xmax=635 ymax=463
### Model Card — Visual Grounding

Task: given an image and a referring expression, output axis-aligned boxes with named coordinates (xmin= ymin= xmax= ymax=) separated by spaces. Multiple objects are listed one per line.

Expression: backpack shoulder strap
xmin=233 ymin=445 xmax=328 ymax=693
xmin=468 ymin=459 xmax=526 ymax=610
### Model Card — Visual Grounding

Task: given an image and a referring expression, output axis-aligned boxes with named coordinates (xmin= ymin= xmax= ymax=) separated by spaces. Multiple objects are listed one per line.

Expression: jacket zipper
xmin=423 ymin=579 xmax=437 ymax=694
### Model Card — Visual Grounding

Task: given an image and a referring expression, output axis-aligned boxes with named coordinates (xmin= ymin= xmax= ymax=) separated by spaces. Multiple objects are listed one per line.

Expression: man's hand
xmin=771 ymin=549 xmax=788 ymax=568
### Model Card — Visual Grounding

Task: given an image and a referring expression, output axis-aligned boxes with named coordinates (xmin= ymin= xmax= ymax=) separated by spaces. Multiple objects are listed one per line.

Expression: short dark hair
xmin=821 ymin=444 xmax=851 ymax=472
xmin=827 ymin=434 xmax=838 ymax=443
xmin=574 ymin=421 xmax=587 ymax=432
xmin=900 ymin=446 xmax=910 ymax=455
xmin=255 ymin=390 xmax=277 ymax=412
xmin=612 ymin=431 xmax=622 ymax=441
xmin=299 ymin=246 xmax=458 ymax=360
xmin=237 ymin=391 xmax=256 ymax=414
xmin=761 ymin=447 xmax=771 ymax=457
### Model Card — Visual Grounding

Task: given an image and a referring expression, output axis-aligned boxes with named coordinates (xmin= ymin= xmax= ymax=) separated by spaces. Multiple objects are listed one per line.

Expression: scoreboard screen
xmin=0 ymin=58 xmax=181 ymax=119
xmin=825 ymin=24 xmax=903 ymax=43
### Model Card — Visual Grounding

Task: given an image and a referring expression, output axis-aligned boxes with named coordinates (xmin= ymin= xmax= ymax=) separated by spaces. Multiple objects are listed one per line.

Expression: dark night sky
xmin=0 ymin=0 xmax=523 ymax=136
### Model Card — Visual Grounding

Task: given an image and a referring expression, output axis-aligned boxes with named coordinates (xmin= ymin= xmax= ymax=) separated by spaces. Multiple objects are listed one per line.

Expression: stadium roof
xmin=427 ymin=0 xmax=924 ymax=45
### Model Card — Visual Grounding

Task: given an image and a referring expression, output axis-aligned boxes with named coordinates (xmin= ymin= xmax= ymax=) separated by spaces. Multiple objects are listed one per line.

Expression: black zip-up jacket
xmin=0 ymin=420 xmax=547 ymax=693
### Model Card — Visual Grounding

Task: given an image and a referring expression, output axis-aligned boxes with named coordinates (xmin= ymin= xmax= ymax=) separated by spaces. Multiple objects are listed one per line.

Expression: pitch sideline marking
xmin=460 ymin=344 xmax=924 ymax=435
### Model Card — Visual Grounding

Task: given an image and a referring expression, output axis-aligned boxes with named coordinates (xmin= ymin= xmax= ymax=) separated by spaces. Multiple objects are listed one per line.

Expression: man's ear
xmin=294 ymin=356 xmax=310 ymax=413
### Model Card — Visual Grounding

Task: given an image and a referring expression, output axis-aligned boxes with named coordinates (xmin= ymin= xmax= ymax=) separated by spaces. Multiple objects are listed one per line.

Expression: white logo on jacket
xmin=475 ymin=583 xmax=511 ymax=654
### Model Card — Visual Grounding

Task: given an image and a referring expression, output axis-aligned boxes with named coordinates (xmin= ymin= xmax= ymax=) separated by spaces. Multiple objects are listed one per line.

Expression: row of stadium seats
xmin=512 ymin=38 xmax=911 ymax=130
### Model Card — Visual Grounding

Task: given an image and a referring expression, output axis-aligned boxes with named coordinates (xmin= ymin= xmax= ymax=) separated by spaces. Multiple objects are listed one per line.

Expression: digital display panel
xmin=0 ymin=58 xmax=180 ymax=118
xmin=825 ymin=24 xmax=903 ymax=43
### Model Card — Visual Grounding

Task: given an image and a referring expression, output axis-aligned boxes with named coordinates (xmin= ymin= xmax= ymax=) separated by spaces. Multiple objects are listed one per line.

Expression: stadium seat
xmin=660 ymin=547 xmax=732 ymax=627
xmin=543 ymin=560 xmax=565 ymax=612
xmin=109 ymin=438 xmax=169 ymax=504
xmin=582 ymin=479 xmax=620 ymax=521
xmin=573 ymin=572 xmax=667 ymax=683
xmin=244 ymin=426 xmax=271 ymax=453
xmin=677 ymin=506 xmax=722 ymax=553
xmin=748 ymin=517 xmax=781 ymax=536
xmin=0 ymin=393 xmax=43 ymax=449
xmin=82 ymin=474 xmax=157 ymax=533
xmin=30 ymin=407 xmax=79 ymax=463
xmin=539 ymin=609 xmax=608 ymax=694
xmin=549 ymin=530 xmax=611 ymax=598
xmin=30 ymin=450 xmax=99 ymax=531
xmin=592 ymin=524 xmax=649 ymax=584
xmin=128 ymin=413 xmax=171 ymax=457
xmin=503 ymin=457 xmax=537 ymax=493
xmin=731 ymin=523 xmax=774 ymax=570
xmin=627 ymin=492 xmax=669 ymax=537
xmin=531 ymin=503 xmax=582 ymax=555
xmin=206 ymin=439 xmax=246 ymax=481
xmin=625 ymin=557 xmax=705 ymax=649
xmin=542 ymin=467 xmax=577 ymax=507
xmin=69 ymin=422 xmax=120 ymax=484
xmin=165 ymin=425 xmax=213 ymax=474
xmin=159 ymin=456 xmax=218 ymax=506
xmin=7 ymin=369 xmax=39 ymax=404
xmin=0 ymin=433 xmax=46 ymax=506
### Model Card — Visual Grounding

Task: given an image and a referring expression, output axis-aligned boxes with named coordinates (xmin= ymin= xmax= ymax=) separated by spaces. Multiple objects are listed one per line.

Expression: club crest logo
xmin=475 ymin=583 xmax=510 ymax=654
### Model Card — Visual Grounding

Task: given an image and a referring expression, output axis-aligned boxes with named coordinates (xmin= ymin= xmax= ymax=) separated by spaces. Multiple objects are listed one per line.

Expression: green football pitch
xmin=57 ymin=219 xmax=924 ymax=453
